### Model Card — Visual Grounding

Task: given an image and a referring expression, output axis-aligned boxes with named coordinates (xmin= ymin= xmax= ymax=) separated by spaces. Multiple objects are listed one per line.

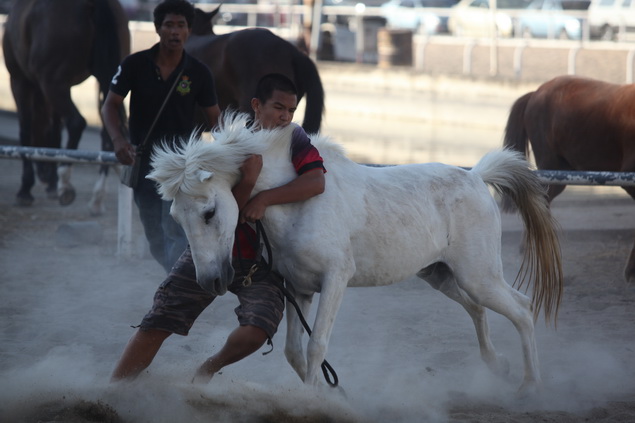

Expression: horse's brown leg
xmin=41 ymin=82 xmax=87 ymax=206
xmin=621 ymin=186 xmax=635 ymax=283
xmin=546 ymin=183 xmax=566 ymax=204
xmin=7 ymin=70 xmax=38 ymax=206
xmin=625 ymin=240 xmax=635 ymax=284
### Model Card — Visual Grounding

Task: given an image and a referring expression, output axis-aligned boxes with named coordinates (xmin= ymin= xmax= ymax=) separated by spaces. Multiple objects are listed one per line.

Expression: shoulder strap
xmin=138 ymin=67 xmax=184 ymax=149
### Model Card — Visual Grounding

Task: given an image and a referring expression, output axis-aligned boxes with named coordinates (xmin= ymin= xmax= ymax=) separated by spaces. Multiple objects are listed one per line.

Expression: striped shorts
xmin=139 ymin=246 xmax=285 ymax=339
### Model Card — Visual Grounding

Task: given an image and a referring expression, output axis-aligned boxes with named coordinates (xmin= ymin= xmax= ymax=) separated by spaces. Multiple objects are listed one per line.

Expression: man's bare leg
xmin=192 ymin=325 xmax=268 ymax=384
xmin=111 ymin=328 xmax=172 ymax=382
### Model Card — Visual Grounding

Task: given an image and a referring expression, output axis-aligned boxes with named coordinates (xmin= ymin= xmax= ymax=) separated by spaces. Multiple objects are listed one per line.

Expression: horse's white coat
xmin=148 ymin=112 xmax=563 ymax=393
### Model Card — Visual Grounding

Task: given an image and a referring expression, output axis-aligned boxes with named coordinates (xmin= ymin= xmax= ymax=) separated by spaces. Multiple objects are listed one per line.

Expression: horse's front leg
xmin=284 ymin=291 xmax=314 ymax=381
xmin=16 ymin=158 xmax=36 ymax=206
xmin=304 ymin=273 xmax=350 ymax=386
xmin=88 ymin=126 xmax=117 ymax=216
xmin=88 ymin=165 xmax=109 ymax=216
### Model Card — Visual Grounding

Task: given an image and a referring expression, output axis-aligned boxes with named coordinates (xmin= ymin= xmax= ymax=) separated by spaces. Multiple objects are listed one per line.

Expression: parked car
xmin=517 ymin=0 xmax=588 ymax=39
xmin=380 ymin=0 xmax=459 ymax=34
xmin=448 ymin=0 xmax=531 ymax=37
xmin=588 ymin=0 xmax=635 ymax=40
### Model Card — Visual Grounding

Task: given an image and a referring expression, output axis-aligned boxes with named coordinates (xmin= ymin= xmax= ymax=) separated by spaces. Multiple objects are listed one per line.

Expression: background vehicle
xmin=517 ymin=0 xmax=588 ymax=39
xmin=380 ymin=0 xmax=459 ymax=34
xmin=588 ymin=0 xmax=635 ymax=40
xmin=448 ymin=0 xmax=531 ymax=37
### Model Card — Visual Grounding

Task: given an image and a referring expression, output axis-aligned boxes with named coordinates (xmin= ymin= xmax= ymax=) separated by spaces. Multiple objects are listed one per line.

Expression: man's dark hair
xmin=153 ymin=0 xmax=195 ymax=30
xmin=254 ymin=73 xmax=298 ymax=104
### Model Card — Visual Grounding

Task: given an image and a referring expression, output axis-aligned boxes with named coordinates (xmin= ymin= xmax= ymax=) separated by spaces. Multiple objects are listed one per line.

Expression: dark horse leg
xmin=87 ymin=126 xmax=113 ymax=217
xmin=622 ymin=185 xmax=635 ymax=283
xmin=87 ymin=92 xmax=127 ymax=216
xmin=532 ymin=143 xmax=569 ymax=204
xmin=40 ymin=80 xmax=87 ymax=206
xmin=10 ymin=75 xmax=56 ymax=206
xmin=39 ymin=114 xmax=63 ymax=200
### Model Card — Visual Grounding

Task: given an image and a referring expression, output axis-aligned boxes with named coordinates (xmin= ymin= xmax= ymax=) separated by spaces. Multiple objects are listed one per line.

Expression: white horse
xmin=148 ymin=112 xmax=563 ymax=393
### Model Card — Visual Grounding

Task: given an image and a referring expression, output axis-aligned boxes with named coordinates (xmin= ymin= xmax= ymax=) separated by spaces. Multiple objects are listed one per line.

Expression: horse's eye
xmin=204 ymin=209 xmax=215 ymax=224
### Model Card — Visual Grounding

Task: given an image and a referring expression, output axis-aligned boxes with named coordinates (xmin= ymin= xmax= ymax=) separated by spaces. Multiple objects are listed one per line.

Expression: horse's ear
xmin=198 ymin=169 xmax=214 ymax=182
xmin=210 ymin=6 xmax=220 ymax=19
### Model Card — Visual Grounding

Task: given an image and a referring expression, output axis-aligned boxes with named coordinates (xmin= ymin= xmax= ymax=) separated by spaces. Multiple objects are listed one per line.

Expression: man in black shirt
xmin=102 ymin=0 xmax=220 ymax=272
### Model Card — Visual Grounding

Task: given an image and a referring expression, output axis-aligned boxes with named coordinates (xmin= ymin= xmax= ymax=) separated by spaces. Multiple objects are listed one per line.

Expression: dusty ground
xmin=0 ymin=126 xmax=634 ymax=422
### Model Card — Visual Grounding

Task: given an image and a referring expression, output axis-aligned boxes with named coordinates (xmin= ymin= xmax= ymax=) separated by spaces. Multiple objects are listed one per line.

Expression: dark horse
xmin=185 ymin=8 xmax=324 ymax=134
xmin=3 ymin=0 xmax=130 ymax=214
xmin=504 ymin=75 xmax=635 ymax=283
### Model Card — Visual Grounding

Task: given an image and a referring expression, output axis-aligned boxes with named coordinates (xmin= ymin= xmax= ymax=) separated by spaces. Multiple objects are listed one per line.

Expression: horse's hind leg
xmin=87 ymin=126 xmax=114 ymax=216
xmin=17 ymin=158 xmax=36 ymax=206
xmin=88 ymin=165 xmax=108 ymax=216
xmin=418 ymin=264 xmax=510 ymax=378
xmin=454 ymin=264 xmax=540 ymax=393
xmin=10 ymin=76 xmax=38 ymax=206
xmin=284 ymin=290 xmax=314 ymax=382
xmin=42 ymin=83 xmax=86 ymax=206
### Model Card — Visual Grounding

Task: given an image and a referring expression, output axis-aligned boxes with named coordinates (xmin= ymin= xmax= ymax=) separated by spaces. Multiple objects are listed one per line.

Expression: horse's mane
xmin=148 ymin=111 xmax=297 ymax=200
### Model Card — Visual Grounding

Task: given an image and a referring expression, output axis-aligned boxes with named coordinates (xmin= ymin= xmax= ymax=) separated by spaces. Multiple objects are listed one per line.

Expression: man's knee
xmin=231 ymin=325 xmax=268 ymax=350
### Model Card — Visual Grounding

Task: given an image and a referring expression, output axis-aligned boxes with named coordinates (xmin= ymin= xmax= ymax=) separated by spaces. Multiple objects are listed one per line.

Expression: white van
xmin=588 ymin=0 xmax=635 ymax=40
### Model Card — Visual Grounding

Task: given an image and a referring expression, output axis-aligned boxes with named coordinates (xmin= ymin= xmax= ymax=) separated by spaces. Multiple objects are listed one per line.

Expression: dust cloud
xmin=1 ymin=158 xmax=634 ymax=422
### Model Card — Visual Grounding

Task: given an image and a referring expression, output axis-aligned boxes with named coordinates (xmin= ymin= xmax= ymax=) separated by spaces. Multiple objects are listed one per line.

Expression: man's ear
xmin=250 ymin=98 xmax=260 ymax=114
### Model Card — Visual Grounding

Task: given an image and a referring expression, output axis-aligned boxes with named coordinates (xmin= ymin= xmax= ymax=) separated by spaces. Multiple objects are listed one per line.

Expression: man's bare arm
xmin=240 ymin=168 xmax=325 ymax=223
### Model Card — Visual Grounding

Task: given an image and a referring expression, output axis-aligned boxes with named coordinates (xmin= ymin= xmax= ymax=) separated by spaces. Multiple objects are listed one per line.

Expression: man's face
xmin=252 ymin=89 xmax=298 ymax=130
xmin=157 ymin=13 xmax=190 ymax=52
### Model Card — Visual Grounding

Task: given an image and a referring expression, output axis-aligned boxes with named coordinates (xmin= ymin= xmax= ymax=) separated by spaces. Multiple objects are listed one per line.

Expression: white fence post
xmin=117 ymin=183 xmax=134 ymax=259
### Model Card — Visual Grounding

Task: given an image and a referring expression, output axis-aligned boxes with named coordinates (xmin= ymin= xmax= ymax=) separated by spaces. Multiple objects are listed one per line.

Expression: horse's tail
xmin=501 ymin=91 xmax=533 ymax=211
xmin=91 ymin=0 xmax=130 ymax=159
xmin=292 ymin=51 xmax=324 ymax=134
xmin=471 ymin=149 xmax=563 ymax=325
xmin=503 ymin=92 xmax=533 ymax=157
xmin=91 ymin=0 xmax=127 ymax=100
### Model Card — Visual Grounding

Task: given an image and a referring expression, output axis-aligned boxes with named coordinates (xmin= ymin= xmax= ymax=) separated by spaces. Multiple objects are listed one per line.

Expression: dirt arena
xmin=0 ymin=119 xmax=634 ymax=422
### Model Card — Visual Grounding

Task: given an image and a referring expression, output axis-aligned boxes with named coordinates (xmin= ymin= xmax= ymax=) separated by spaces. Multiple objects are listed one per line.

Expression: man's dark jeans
xmin=133 ymin=158 xmax=187 ymax=273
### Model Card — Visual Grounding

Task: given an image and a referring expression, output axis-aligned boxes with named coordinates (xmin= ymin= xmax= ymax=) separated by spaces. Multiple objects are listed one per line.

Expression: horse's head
xmin=191 ymin=7 xmax=220 ymax=36
xmin=148 ymin=113 xmax=258 ymax=295
xmin=170 ymin=170 xmax=238 ymax=295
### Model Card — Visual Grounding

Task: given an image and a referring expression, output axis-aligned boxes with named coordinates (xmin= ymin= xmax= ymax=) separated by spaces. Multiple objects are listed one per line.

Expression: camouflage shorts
xmin=139 ymin=247 xmax=285 ymax=338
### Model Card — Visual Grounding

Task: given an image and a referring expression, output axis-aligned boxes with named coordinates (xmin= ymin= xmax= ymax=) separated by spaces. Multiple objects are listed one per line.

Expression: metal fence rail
xmin=3 ymin=146 xmax=634 ymax=186
xmin=1 ymin=146 xmax=632 ymax=260
xmin=0 ymin=145 xmax=118 ymax=165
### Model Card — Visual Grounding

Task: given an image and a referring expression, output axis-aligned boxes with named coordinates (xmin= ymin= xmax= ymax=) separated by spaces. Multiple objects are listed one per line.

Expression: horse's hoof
xmin=486 ymin=353 xmax=510 ymax=378
xmin=58 ymin=189 xmax=76 ymax=206
xmin=516 ymin=380 xmax=542 ymax=399
xmin=15 ymin=195 xmax=34 ymax=207
xmin=334 ymin=384 xmax=348 ymax=398
xmin=87 ymin=202 xmax=104 ymax=217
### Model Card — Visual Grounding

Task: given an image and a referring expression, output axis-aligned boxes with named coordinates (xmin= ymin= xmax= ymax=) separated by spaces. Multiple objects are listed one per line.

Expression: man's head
xmin=153 ymin=0 xmax=195 ymax=31
xmin=251 ymin=74 xmax=298 ymax=130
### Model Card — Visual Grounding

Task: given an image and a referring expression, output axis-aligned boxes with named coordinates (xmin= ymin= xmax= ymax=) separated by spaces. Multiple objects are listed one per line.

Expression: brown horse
xmin=503 ymin=75 xmax=635 ymax=283
xmin=3 ymin=0 xmax=130 ymax=214
xmin=185 ymin=8 xmax=324 ymax=134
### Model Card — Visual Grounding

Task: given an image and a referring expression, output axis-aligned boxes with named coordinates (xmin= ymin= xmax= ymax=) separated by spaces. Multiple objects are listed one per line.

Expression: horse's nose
xmin=197 ymin=278 xmax=227 ymax=296
xmin=213 ymin=279 xmax=228 ymax=296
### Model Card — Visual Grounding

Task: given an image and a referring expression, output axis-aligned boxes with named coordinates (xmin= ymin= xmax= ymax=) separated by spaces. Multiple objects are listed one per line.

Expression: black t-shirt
xmin=109 ymin=43 xmax=218 ymax=150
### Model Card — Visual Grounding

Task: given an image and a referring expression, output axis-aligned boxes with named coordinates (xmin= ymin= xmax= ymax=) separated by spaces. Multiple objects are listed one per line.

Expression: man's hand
xmin=114 ymin=137 xmax=136 ymax=165
xmin=240 ymin=192 xmax=268 ymax=223
xmin=239 ymin=154 xmax=263 ymax=186
xmin=239 ymin=168 xmax=325 ymax=223
xmin=233 ymin=154 xmax=263 ymax=215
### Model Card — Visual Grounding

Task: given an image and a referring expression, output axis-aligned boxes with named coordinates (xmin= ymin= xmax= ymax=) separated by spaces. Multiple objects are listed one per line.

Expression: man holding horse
xmin=101 ymin=0 xmax=221 ymax=273
xmin=110 ymin=73 xmax=326 ymax=383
